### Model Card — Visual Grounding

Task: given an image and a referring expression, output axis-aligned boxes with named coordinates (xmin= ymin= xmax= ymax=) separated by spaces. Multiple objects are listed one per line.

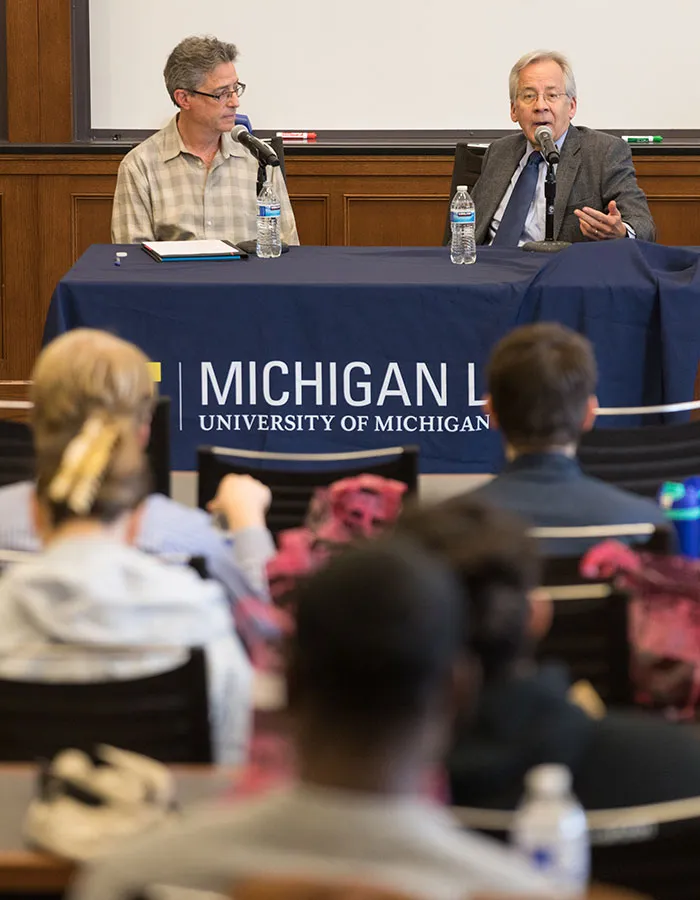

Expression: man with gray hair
xmin=111 ymin=35 xmax=299 ymax=246
xmin=472 ymin=50 xmax=655 ymax=246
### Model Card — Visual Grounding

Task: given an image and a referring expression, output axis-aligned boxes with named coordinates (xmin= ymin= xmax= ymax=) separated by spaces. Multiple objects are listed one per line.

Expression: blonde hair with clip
xmin=31 ymin=329 xmax=155 ymax=458
xmin=37 ymin=414 xmax=149 ymax=525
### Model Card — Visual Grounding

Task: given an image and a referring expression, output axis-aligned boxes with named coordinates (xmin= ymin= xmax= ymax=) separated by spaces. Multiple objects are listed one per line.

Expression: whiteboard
xmin=88 ymin=0 xmax=698 ymax=133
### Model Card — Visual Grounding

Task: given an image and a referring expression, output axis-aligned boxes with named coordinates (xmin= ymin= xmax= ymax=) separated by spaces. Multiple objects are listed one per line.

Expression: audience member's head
xmin=33 ymin=413 xmax=150 ymax=539
xmin=287 ymin=538 xmax=468 ymax=794
xmin=30 ymin=329 xmax=155 ymax=458
xmin=485 ymin=322 xmax=598 ymax=455
xmin=396 ymin=497 xmax=550 ymax=684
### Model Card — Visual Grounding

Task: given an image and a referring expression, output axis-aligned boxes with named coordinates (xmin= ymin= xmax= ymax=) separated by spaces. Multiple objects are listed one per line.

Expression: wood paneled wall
xmin=0 ymin=151 xmax=698 ymax=384
xmin=5 ymin=0 xmax=72 ymax=142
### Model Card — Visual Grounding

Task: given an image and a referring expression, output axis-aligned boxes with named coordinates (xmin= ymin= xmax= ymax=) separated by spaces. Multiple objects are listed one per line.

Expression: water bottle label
xmin=526 ymin=844 xmax=589 ymax=890
xmin=450 ymin=211 xmax=475 ymax=224
xmin=258 ymin=203 xmax=281 ymax=218
xmin=530 ymin=847 xmax=555 ymax=870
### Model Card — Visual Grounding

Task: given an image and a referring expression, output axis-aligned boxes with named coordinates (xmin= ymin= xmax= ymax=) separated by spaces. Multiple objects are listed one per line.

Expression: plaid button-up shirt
xmin=111 ymin=116 xmax=299 ymax=246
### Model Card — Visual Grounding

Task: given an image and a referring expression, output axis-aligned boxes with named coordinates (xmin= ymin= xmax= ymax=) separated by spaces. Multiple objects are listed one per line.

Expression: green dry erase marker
xmin=621 ymin=135 xmax=663 ymax=143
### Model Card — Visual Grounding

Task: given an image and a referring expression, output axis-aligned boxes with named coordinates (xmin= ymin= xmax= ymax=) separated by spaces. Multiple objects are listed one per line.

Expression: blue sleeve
xmin=137 ymin=495 xmax=275 ymax=603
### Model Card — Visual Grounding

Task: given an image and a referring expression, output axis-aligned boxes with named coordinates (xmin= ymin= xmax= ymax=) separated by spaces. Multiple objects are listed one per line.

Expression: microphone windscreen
xmin=231 ymin=124 xmax=249 ymax=140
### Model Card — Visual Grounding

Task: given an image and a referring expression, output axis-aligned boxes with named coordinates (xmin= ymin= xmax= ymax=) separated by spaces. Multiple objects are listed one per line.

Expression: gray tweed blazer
xmin=472 ymin=125 xmax=656 ymax=244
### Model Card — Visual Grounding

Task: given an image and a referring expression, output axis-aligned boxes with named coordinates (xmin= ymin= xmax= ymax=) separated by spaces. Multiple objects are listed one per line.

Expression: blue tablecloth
xmin=46 ymin=241 xmax=700 ymax=473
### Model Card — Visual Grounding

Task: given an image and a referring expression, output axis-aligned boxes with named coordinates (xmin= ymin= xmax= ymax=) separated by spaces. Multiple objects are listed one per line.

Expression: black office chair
xmin=535 ymin=523 xmax=676 ymax=585
xmin=0 ymin=418 xmax=35 ymax=487
xmin=0 ymin=648 xmax=212 ymax=763
xmin=454 ymin=800 xmax=700 ymax=900
xmin=578 ymin=407 xmax=700 ymax=499
xmin=146 ymin=396 xmax=171 ymax=497
xmin=197 ymin=444 xmax=419 ymax=537
xmin=0 ymin=397 xmax=171 ymax=496
xmin=442 ymin=142 xmax=484 ymax=245
xmin=589 ymin=806 xmax=700 ymax=900
xmin=536 ymin=582 xmax=632 ymax=706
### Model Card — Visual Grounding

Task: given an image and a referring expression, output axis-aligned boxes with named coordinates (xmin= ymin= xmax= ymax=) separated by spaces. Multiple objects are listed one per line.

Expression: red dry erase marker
xmin=276 ymin=131 xmax=317 ymax=140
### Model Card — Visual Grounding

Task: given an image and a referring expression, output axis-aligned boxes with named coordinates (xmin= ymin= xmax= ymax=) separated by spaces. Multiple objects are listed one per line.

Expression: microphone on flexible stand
xmin=231 ymin=125 xmax=290 ymax=255
xmin=521 ymin=125 xmax=571 ymax=253
xmin=231 ymin=125 xmax=281 ymax=167
xmin=533 ymin=124 xmax=560 ymax=164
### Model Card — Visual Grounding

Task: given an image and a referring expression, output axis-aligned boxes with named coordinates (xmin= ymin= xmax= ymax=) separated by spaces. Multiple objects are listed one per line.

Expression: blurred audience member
xmin=0 ymin=413 xmax=251 ymax=763
xmin=72 ymin=540 xmax=554 ymax=900
xmin=468 ymin=323 xmax=666 ymax=554
xmin=0 ymin=329 xmax=275 ymax=603
xmin=397 ymin=496 xmax=700 ymax=810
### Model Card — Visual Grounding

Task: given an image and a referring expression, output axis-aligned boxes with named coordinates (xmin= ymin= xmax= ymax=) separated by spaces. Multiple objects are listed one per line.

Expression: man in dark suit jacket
xmin=467 ymin=322 xmax=667 ymax=554
xmin=472 ymin=50 xmax=655 ymax=245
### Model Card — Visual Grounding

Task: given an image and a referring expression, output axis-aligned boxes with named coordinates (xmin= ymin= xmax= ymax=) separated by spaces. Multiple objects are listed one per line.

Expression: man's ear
xmin=484 ymin=394 xmax=499 ymax=430
xmin=173 ymin=89 xmax=191 ymax=111
xmin=582 ymin=394 xmax=598 ymax=433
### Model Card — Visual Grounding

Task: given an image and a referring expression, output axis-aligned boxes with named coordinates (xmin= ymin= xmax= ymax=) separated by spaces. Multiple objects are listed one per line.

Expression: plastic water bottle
xmin=511 ymin=765 xmax=589 ymax=897
xmin=658 ymin=480 xmax=700 ymax=558
xmin=450 ymin=185 xmax=476 ymax=265
xmin=256 ymin=180 xmax=282 ymax=259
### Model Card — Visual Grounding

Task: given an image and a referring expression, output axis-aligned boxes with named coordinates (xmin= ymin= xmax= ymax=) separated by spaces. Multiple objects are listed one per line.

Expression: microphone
xmin=534 ymin=125 xmax=560 ymax=164
xmin=231 ymin=125 xmax=281 ymax=167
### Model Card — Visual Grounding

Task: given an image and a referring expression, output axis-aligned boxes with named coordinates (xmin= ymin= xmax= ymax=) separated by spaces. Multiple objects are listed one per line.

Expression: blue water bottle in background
xmin=658 ymin=480 xmax=700 ymax=558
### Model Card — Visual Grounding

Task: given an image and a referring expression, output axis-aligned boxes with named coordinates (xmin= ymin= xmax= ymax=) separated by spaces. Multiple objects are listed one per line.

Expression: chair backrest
xmin=0 ymin=417 xmax=35 ymax=487
xmin=533 ymin=523 xmax=675 ymax=574
xmin=539 ymin=525 xmax=676 ymax=586
xmin=235 ymin=113 xmax=253 ymax=133
xmin=0 ymin=396 xmax=171 ymax=496
xmin=197 ymin=445 xmax=419 ymax=537
xmin=578 ymin=418 xmax=700 ymax=498
xmin=442 ymin=142 xmax=485 ymax=245
xmin=0 ymin=647 xmax=212 ymax=763
xmin=146 ymin=396 xmax=171 ymax=497
xmin=454 ymin=798 xmax=700 ymax=900
xmin=536 ymin=583 xmax=632 ymax=705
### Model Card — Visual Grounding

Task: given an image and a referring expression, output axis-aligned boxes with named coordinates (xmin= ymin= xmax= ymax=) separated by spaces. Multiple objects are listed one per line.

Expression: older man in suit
xmin=473 ymin=50 xmax=655 ymax=246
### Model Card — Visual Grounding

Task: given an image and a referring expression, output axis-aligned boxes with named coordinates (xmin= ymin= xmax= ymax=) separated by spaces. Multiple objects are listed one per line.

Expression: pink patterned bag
xmin=266 ymin=473 xmax=407 ymax=607
xmin=243 ymin=474 xmax=408 ymax=670
xmin=581 ymin=541 xmax=700 ymax=718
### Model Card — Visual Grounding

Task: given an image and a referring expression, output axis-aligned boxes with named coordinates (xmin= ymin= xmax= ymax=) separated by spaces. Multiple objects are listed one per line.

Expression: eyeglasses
xmin=189 ymin=83 xmax=247 ymax=103
xmin=517 ymin=89 xmax=568 ymax=106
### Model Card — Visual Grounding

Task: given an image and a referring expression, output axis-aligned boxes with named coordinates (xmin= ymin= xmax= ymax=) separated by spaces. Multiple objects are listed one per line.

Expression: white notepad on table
xmin=141 ymin=240 xmax=246 ymax=261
